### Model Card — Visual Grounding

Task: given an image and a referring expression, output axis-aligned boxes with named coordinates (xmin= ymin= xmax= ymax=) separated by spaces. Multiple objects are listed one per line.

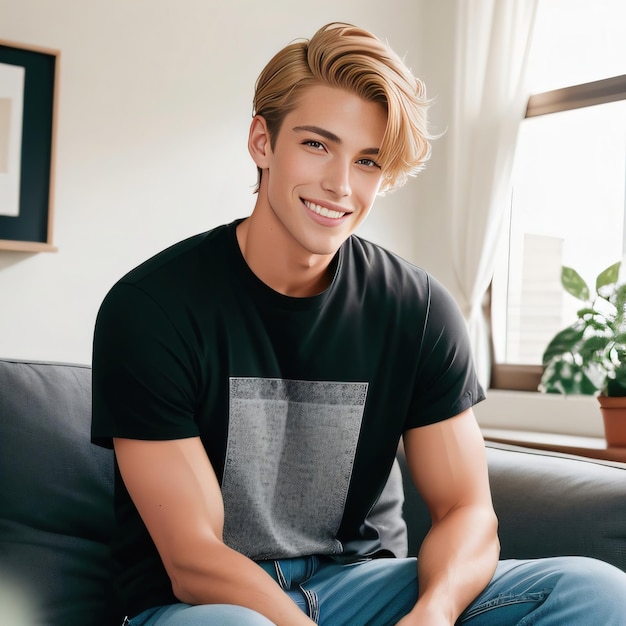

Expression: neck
xmin=236 ymin=215 xmax=336 ymax=298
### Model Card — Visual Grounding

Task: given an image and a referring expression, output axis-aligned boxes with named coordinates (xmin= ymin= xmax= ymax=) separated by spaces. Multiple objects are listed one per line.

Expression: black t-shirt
xmin=92 ymin=219 xmax=484 ymax=616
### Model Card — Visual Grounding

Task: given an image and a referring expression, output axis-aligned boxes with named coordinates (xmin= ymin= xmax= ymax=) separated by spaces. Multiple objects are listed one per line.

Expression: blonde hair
xmin=253 ymin=22 xmax=432 ymax=193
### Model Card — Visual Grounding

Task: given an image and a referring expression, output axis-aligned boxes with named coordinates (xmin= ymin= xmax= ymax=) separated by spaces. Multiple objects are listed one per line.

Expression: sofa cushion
xmin=486 ymin=442 xmax=626 ymax=571
xmin=0 ymin=359 xmax=121 ymax=626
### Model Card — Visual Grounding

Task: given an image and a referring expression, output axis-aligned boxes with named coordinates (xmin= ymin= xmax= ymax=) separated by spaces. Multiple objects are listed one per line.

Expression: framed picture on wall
xmin=0 ymin=40 xmax=59 ymax=252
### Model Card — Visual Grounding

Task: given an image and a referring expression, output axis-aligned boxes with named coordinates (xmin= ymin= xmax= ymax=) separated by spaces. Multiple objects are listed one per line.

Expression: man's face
xmin=254 ymin=84 xmax=387 ymax=258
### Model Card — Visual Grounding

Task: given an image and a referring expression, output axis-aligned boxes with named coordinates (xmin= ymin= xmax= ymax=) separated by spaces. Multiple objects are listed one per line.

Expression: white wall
xmin=0 ymin=0 xmax=435 ymax=364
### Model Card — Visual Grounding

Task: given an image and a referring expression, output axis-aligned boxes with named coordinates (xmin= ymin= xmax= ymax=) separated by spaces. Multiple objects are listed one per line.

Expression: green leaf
xmin=539 ymin=357 xmax=600 ymax=395
xmin=596 ymin=261 xmax=621 ymax=292
xmin=561 ymin=267 xmax=590 ymax=301
xmin=583 ymin=360 xmax=610 ymax=392
xmin=614 ymin=331 xmax=626 ymax=345
xmin=606 ymin=374 xmax=626 ymax=396
xmin=612 ymin=284 xmax=626 ymax=324
xmin=612 ymin=364 xmax=626 ymax=383
xmin=576 ymin=307 xmax=599 ymax=319
xmin=583 ymin=311 xmax=612 ymax=331
xmin=541 ymin=324 xmax=584 ymax=366
xmin=579 ymin=334 xmax=611 ymax=357
xmin=614 ymin=283 xmax=626 ymax=301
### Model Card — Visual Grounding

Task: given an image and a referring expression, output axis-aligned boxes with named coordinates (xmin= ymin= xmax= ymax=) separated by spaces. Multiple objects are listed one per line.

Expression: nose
xmin=321 ymin=159 xmax=352 ymax=198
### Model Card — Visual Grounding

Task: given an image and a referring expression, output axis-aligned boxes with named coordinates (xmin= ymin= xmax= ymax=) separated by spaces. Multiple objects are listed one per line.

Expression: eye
xmin=357 ymin=158 xmax=381 ymax=169
xmin=303 ymin=140 xmax=326 ymax=151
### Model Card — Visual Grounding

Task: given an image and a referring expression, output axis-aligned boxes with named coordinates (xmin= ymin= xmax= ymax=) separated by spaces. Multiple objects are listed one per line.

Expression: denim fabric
xmin=129 ymin=555 xmax=626 ymax=625
xmin=126 ymin=604 xmax=275 ymax=625
xmin=461 ymin=557 xmax=626 ymax=625
xmin=257 ymin=555 xmax=417 ymax=624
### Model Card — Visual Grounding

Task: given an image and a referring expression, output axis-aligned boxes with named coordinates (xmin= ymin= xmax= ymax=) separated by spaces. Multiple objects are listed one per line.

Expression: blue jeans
xmin=128 ymin=555 xmax=626 ymax=625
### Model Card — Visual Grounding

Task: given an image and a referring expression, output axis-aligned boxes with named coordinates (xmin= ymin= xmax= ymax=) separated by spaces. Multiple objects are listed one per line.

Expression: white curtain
xmin=448 ymin=0 xmax=539 ymax=387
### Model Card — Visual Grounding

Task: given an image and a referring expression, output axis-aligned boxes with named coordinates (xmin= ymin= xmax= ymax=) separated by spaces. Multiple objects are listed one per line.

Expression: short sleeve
xmin=91 ymin=282 xmax=201 ymax=448
xmin=405 ymin=276 xmax=485 ymax=429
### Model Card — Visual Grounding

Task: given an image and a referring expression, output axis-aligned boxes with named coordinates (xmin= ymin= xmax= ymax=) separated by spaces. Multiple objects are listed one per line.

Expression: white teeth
xmin=304 ymin=200 xmax=345 ymax=219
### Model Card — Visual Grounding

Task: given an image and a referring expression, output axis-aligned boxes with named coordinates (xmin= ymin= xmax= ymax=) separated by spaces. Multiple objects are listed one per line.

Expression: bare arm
xmin=398 ymin=409 xmax=500 ymax=625
xmin=114 ymin=437 xmax=315 ymax=626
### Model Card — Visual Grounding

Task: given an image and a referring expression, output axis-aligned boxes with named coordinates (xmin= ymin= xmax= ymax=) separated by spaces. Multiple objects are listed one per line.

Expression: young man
xmin=92 ymin=22 xmax=626 ymax=626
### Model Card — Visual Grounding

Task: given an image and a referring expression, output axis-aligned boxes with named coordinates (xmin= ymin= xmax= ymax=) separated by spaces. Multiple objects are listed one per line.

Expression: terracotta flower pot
xmin=597 ymin=395 xmax=626 ymax=447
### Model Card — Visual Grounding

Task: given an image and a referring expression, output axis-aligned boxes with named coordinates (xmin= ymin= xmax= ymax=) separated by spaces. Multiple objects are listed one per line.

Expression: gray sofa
xmin=1 ymin=358 xmax=625 ymax=626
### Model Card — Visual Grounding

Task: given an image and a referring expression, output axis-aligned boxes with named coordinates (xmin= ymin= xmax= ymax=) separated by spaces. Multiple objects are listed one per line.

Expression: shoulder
xmin=343 ymin=235 xmax=468 ymax=347
xmin=100 ymin=221 xmax=238 ymax=308
xmin=343 ymin=234 xmax=450 ymax=304
xmin=345 ymin=235 xmax=423 ymax=277
xmin=121 ymin=222 xmax=234 ymax=287
xmin=94 ymin=221 xmax=241 ymax=348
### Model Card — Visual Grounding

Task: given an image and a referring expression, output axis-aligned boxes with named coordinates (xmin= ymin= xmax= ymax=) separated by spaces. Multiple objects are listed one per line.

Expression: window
xmin=490 ymin=0 xmax=626 ymax=391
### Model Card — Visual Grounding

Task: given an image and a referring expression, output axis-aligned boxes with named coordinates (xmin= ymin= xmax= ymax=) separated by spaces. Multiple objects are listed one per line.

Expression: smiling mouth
xmin=303 ymin=200 xmax=347 ymax=220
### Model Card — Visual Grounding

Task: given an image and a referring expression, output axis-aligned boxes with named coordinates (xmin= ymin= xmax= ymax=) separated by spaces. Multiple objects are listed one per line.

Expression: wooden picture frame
xmin=0 ymin=40 xmax=59 ymax=252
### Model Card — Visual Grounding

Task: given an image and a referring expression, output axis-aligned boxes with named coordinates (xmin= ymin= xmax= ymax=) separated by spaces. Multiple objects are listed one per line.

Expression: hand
xmin=395 ymin=602 xmax=454 ymax=626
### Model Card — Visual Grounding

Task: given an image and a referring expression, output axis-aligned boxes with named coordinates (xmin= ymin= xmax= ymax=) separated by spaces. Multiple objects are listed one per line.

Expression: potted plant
xmin=539 ymin=261 xmax=626 ymax=446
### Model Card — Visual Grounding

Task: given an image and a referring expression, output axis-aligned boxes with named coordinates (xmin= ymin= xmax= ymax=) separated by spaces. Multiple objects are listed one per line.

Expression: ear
xmin=248 ymin=115 xmax=272 ymax=169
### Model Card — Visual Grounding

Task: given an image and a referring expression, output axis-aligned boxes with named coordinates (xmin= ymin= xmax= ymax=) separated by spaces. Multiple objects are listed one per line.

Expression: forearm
xmin=408 ymin=505 xmax=499 ymax=624
xmin=170 ymin=539 xmax=314 ymax=625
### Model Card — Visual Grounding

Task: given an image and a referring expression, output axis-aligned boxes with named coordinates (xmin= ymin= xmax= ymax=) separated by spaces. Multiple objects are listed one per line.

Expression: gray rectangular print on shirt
xmin=223 ymin=377 xmax=368 ymax=560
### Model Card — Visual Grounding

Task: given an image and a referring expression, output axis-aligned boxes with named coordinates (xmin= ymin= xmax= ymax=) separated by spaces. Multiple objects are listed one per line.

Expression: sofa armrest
xmin=399 ymin=441 xmax=626 ymax=573
xmin=0 ymin=359 xmax=121 ymax=626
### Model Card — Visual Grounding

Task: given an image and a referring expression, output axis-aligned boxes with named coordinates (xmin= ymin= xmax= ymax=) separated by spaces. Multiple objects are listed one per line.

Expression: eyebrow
xmin=292 ymin=125 xmax=380 ymax=156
